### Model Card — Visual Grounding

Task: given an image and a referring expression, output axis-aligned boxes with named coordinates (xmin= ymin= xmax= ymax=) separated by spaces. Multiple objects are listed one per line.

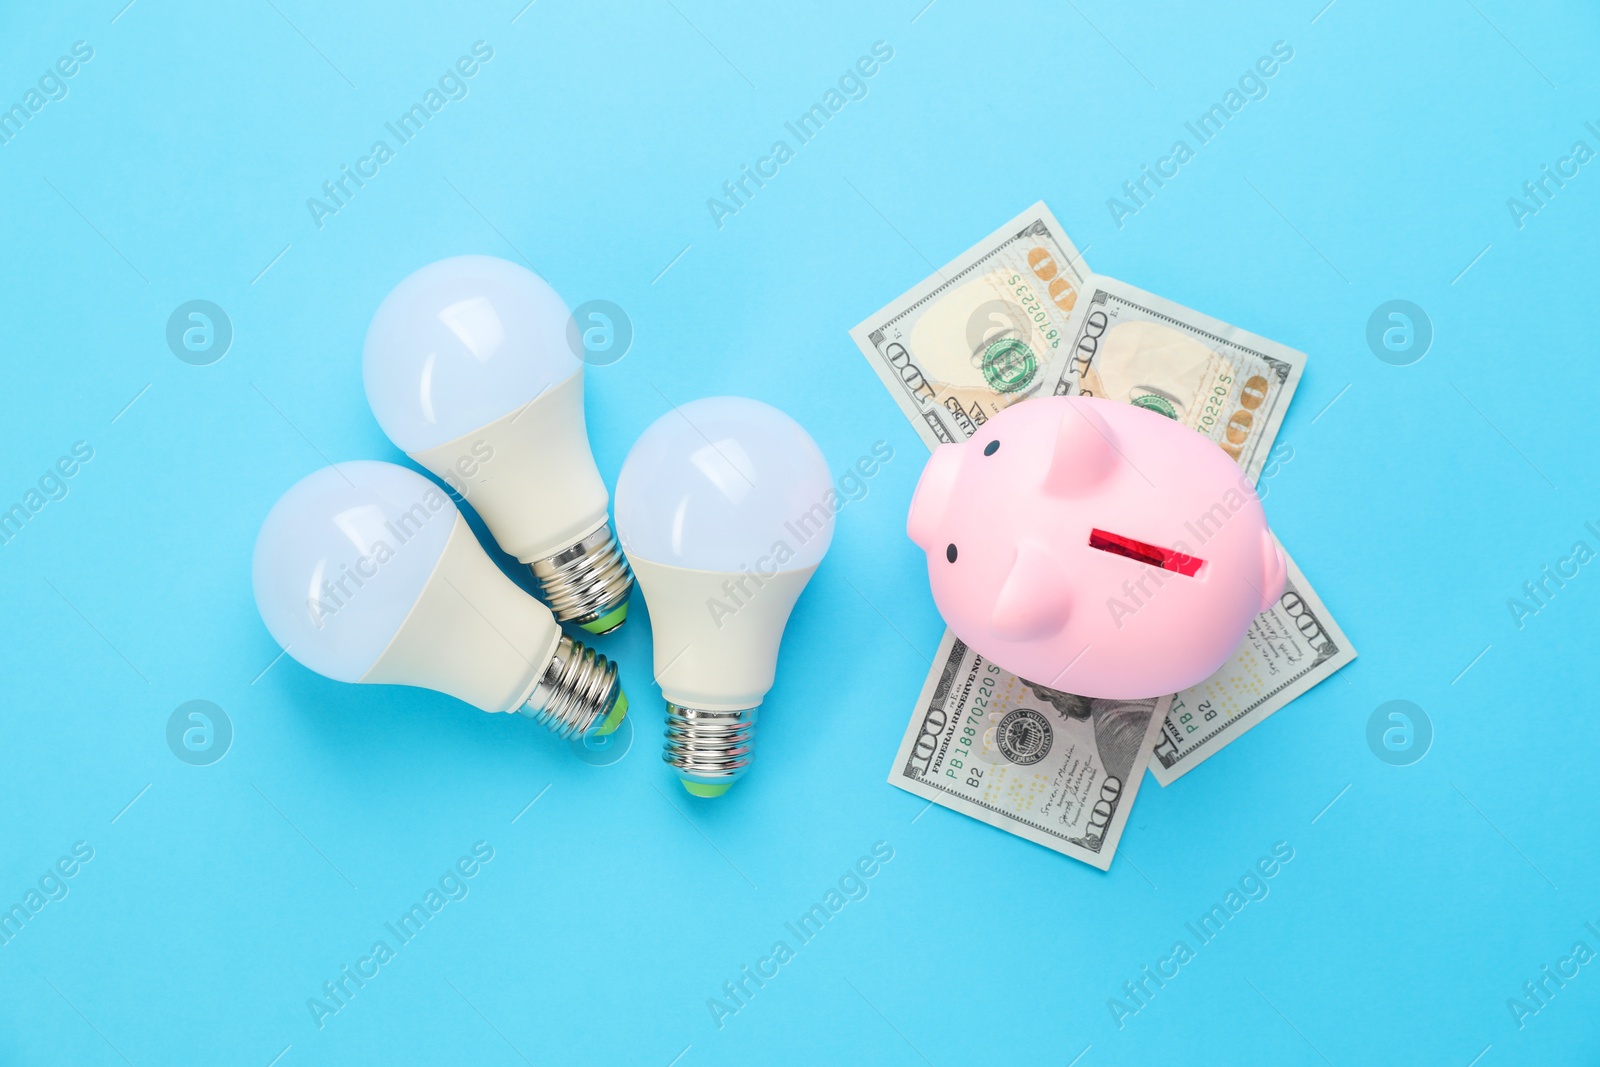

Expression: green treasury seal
xmin=980 ymin=337 xmax=1037 ymax=394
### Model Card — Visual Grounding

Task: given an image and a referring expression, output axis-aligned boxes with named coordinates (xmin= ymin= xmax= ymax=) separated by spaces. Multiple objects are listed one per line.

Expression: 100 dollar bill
xmin=850 ymin=202 xmax=1090 ymax=450
xmin=850 ymin=204 xmax=1308 ymax=483
xmin=888 ymin=630 xmax=1169 ymax=870
xmin=1053 ymin=277 xmax=1305 ymax=483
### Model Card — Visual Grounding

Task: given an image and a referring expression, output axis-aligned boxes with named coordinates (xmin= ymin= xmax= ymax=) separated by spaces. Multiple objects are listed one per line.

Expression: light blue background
xmin=2 ymin=0 xmax=1597 ymax=1063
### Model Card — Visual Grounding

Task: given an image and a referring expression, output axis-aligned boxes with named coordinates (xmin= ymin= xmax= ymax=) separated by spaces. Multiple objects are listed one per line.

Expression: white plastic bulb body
xmin=251 ymin=461 xmax=626 ymax=739
xmin=614 ymin=397 xmax=834 ymax=797
xmin=362 ymin=254 xmax=633 ymax=635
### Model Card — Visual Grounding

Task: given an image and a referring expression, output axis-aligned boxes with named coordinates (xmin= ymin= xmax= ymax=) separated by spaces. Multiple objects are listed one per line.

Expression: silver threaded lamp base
xmin=519 ymin=635 xmax=628 ymax=740
xmin=663 ymin=703 xmax=758 ymax=798
xmin=530 ymin=524 xmax=634 ymax=635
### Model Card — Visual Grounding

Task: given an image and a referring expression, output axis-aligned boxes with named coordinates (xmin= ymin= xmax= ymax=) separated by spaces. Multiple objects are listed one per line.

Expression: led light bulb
xmin=252 ymin=461 xmax=627 ymax=739
xmin=614 ymin=397 xmax=834 ymax=798
xmin=363 ymin=254 xmax=633 ymax=635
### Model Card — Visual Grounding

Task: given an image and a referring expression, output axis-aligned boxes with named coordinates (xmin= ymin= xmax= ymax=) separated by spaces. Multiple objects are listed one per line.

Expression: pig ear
xmin=1258 ymin=530 xmax=1287 ymax=613
xmin=1043 ymin=401 xmax=1121 ymax=498
xmin=990 ymin=540 xmax=1073 ymax=641
xmin=907 ymin=444 xmax=962 ymax=550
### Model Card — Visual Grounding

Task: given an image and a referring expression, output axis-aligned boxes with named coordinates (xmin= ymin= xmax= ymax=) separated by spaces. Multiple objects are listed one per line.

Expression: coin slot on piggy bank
xmin=1087 ymin=529 xmax=1206 ymax=578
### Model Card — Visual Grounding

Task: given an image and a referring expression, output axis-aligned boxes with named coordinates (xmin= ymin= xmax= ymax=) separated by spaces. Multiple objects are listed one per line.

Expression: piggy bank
xmin=907 ymin=396 xmax=1287 ymax=699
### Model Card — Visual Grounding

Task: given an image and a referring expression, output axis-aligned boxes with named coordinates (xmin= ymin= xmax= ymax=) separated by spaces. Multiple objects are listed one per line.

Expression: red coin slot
xmin=1088 ymin=529 xmax=1206 ymax=578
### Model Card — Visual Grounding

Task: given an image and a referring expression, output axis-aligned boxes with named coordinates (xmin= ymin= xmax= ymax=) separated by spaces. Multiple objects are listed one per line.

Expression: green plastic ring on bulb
xmin=578 ymin=601 xmax=629 ymax=635
xmin=593 ymin=690 xmax=628 ymax=736
xmin=680 ymin=779 xmax=732 ymax=798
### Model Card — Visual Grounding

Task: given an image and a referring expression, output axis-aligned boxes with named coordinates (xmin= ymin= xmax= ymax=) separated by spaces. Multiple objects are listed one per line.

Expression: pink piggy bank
xmin=907 ymin=396 xmax=1287 ymax=699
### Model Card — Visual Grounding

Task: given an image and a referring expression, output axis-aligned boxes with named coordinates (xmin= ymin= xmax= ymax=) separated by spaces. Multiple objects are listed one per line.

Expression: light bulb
xmin=252 ymin=461 xmax=627 ymax=739
xmin=362 ymin=254 xmax=633 ymax=635
xmin=614 ymin=397 xmax=834 ymax=797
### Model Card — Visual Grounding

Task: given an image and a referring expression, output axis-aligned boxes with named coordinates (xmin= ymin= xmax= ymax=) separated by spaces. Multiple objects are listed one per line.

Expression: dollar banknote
xmin=1052 ymin=277 xmax=1305 ymax=483
xmin=850 ymin=202 xmax=1090 ymax=450
xmin=850 ymin=204 xmax=1307 ymax=483
xmin=1151 ymin=546 xmax=1356 ymax=785
xmin=888 ymin=629 xmax=1169 ymax=869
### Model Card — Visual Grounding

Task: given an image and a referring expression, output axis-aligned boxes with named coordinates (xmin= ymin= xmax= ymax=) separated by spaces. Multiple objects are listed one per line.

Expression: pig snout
xmin=907 ymin=441 xmax=966 ymax=551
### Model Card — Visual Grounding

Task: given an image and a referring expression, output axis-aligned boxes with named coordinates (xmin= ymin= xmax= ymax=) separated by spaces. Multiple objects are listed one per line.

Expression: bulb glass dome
xmin=614 ymin=397 xmax=833 ymax=572
xmin=362 ymin=255 xmax=581 ymax=453
xmin=252 ymin=461 xmax=457 ymax=683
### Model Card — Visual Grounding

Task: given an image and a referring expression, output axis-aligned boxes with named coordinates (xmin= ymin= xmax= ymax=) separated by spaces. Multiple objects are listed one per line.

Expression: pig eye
xmin=946 ymin=544 xmax=958 ymax=563
xmin=983 ymin=440 xmax=1000 ymax=456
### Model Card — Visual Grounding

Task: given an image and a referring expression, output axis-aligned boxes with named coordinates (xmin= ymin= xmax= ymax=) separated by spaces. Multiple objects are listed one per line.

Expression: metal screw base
xmin=519 ymin=635 xmax=622 ymax=739
xmin=663 ymin=703 xmax=759 ymax=790
xmin=530 ymin=524 xmax=634 ymax=633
